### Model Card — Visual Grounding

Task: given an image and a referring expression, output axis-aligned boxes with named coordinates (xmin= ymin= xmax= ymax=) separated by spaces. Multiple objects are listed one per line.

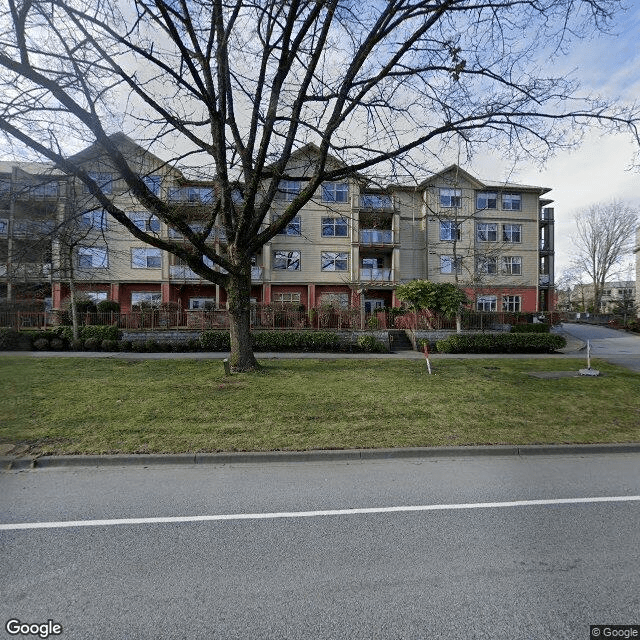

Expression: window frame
xmin=476 ymin=222 xmax=497 ymax=242
xmin=77 ymin=246 xmax=108 ymax=269
xmin=439 ymin=188 xmax=462 ymax=208
xmin=476 ymin=192 xmax=497 ymax=210
xmin=275 ymin=214 xmax=302 ymax=236
xmin=476 ymin=295 xmax=497 ymax=312
xmin=502 ymin=223 xmax=522 ymax=243
xmin=502 ymin=256 xmax=522 ymax=275
xmin=83 ymin=171 xmax=113 ymax=194
xmin=321 ymin=251 xmax=348 ymax=272
xmin=80 ymin=209 xmax=108 ymax=230
xmin=502 ymin=295 xmax=522 ymax=312
xmin=131 ymin=247 xmax=162 ymax=269
xmin=129 ymin=211 xmax=161 ymax=233
xmin=321 ymin=182 xmax=349 ymax=203
xmin=476 ymin=256 xmax=498 ymax=274
xmin=502 ymin=193 xmax=521 ymax=211
xmin=321 ymin=216 xmax=348 ymax=237
xmin=273 ymin=250 xmax=301 ymax=271
xmin=131 ymin=291 xmax=161 ymax=307
xmin=273 ymin=292 xmax=302 ymax=304
xmin=440 ymin=255 xmax=463 ymax=274
xmin=440 ymin=220 xmax=461 ymax=241
xmin=278 ymin=180 xmax=301 ymax=201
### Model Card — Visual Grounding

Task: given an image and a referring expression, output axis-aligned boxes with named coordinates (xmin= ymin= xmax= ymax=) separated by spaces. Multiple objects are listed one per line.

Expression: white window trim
xmin=78 ymin=246 xmax=108 ymax=269
xmin=440 ymin=220 xmax=461 ymax=241
xmin=321 ymin=182 xmax=349 ymax=203
xmin=131 ymin=247 xmax=162 ymax=269
xmin=321 ymin=251 xmax=348 ymax=271
xmin=502 ymin=256 xmax=522 ymax=275
xmin=321 ymin=217 xmax=348 ymax=237
xmin=439 ymin=188 xmax=462 ymax=208
xmin=273 ymin=250 xmax=301 ymax=271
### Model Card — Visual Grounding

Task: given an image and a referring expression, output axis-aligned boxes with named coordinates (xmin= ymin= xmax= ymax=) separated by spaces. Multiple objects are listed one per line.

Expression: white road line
xmin=1 ymin=495 xmax=639 ymax=532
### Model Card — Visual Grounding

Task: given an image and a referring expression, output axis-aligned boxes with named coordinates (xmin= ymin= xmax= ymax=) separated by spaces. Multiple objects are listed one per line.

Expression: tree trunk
xmin=67 ymin=246 xmax=79 ymax=341
xmin=226 ymin=268 xmax=259 ymax=372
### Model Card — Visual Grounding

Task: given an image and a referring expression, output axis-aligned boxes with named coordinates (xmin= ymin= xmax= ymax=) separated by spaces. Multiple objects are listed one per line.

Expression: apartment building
xmin=1 ymin=135 xmax=555 ymax=314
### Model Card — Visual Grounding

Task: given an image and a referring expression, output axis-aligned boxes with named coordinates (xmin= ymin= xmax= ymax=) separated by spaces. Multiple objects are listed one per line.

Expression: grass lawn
xmin=1 ymin=356 xmax=639 ymax=455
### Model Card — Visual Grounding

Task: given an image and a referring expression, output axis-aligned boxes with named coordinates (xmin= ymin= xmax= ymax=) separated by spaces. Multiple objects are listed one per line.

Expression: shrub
xmin=436 ymin=333 xmax=566 ymax=354
xmin=96 ymin=300 xmax=121 ymax=313
xmin=199 ymin=330 xmax=231 ymax=351
xmin=32 ymin=338 xmax=50 ymax=351
xmin=356 ymin=334 xmax=388 ymax=353
xmin=0 ymin=328 xmax=29 ymax=350
xmin=101 ymin=339 xmax=120 ymax=352
xmin=71 ymin=339 xmax=85 ymax=351
xmin=49 ymin=338 xmax=65 ymax=351
xmin=144 ymin=339 xmax=160 ymax=352
xmin=510 ymin=323 xmax=550 ymax=334
xmin=83 ymin=338 xmax=102 ymax=351
xmin=81 ymin=325 xmax=121 ymax=342
xmin=130 ymin=341 xmax=147 ymax=353
xmin=118 ymin=340 xmax=133 ymax=352
xmin=251 ymin=330 xmax=342 ymax=352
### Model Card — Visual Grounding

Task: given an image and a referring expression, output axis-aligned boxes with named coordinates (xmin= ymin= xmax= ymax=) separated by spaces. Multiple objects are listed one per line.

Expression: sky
xmin=468 ymin=2 xmax=640 ymax=281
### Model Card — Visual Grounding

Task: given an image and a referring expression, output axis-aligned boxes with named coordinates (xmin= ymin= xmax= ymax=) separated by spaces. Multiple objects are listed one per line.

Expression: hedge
xmin=53 ymin=325 xmax=121 ymax=344
xmin=252 ymin=330 xmax=343 ymax=352
xmin=436 ymin=333 xmax=566 ymax=354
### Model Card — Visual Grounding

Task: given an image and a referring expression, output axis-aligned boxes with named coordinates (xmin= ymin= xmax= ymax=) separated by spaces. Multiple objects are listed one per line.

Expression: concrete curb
xmin=2 ymin=443 xmax=640 ymax=471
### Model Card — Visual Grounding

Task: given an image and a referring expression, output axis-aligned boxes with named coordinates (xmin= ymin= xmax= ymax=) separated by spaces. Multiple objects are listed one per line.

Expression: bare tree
xmin=571 ymin=201 xmax=638 ymax=312
xmin=0 ymin=1 xmax=639 ymax=369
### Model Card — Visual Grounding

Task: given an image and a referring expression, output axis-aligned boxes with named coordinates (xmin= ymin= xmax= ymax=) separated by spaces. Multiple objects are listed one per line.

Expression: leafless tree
xmin=0 ymin=1 xmax=639 ymax=369
xmin=571 ymin=201 xmax=638 ymax=312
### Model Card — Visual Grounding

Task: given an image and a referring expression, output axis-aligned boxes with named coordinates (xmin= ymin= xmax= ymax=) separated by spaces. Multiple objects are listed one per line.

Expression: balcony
xmin=359 ymin=229 xmax=394 ymax=244
xmin=539 ymin=274 xmax=551 ymax=286
xmin=359 ymin=194 xmax=393 ymax=211
xmin=360 ymin=268 xmax=393 ymax=282
xmin=170 ymin=265 xmax=263 ymax=281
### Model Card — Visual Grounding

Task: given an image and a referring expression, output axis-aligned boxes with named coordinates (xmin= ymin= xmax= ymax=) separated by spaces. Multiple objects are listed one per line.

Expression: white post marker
xmin=579 ymin=339 xmax=600 ymax=376
xmin=423 ymin=343 xmax=432 ymax=375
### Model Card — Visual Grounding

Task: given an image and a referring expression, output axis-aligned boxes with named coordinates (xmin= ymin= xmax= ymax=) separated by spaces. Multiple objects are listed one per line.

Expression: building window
xmin=476 ymin=295 xmax=497 ymax=311
xmin=476 ymin=192 xmax=497 ymax=210
xmin=321 ymin=251 xmax=348 ymax=271
xmin=322 ymin=182 xmax=348 ymax=203
xmin=502 ymin=224 xmax=522 ymax=243
xmin=476 ymin=256 xmax=497 ymax=274
xmin=318 ymin=293 xmax=349 ymax=308
xmin=167 ymin=186 xmax=214 ymax=203
xmin=275 ymin=214 xmax=301 ymax=236
xmin=129 ymin=211 xmax=161 ymax=233
xmin=80 ymin=209 xmax=108 ymax=230
xmin=439 ymin=188 xmax=462 ymax=208
xmin=132 ymin=247 xmax=162 ymax=268
xmin=78 ymin=247 xmax=108 ymax=269
xmin=86 ymin=291 xmax=108 ymax=302
xmin=273 ymin=292 xmax=301 ymax=304
xmin=189 ymin=297 xmax=216 ymax=310
xmin=321 ymin=217 xmax=348 ymax=237
xmin=503 ymin=256 xmax=522 ymax=275
xmin=132 ymin=292 xmax=161 ymax=307
xmin=502 ymin=193 xmax=521 ymax=211
xmin=84 ymin=172 xmax=113 ymax=194
xmin=502 ymin=295 xmax=521 ymax=312
xmin=142 ymin=175 xmax=161 ymax=195
xmin=0 ymin=219 xmax=9 ymax=235
xmin=273 ymin=250 xmax=301 ymax=270
xmin=31 ymin=181 xmax=59 ymax=197
xmin=278 ymin=180 xmax=301 ymax=201
xmin=440 ymin=220 xmax=461 ymax=241
xmin=440 ymin=255 xmax=462 ymax=274
xmin=476 ymin=223 xmax=497 ymax=242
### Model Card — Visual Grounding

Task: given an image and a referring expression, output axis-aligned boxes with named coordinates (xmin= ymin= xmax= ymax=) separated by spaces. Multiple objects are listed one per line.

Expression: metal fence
xmin=0 ymin=307 xmax=571 ymax=332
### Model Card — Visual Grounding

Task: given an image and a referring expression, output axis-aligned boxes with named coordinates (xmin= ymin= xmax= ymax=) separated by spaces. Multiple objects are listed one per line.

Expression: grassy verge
xmin=2 ymin=357 xmax=639 ymax=455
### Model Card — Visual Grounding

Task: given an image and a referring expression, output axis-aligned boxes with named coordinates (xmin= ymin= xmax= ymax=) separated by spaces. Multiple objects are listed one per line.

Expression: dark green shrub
xmin=510 ymin=323 xmax=550 ymax=334
xmin=84 ymin=338 xmax=102 ymax=351
xmin=71 ymin=339 xmax=84 ymax=351
xmin=251 ymin=330 xmax=342 ymax=352
xmin=144 ymin=339 xmax=160 ymax=352
xmin=81 ymin=325 xmax=121 ymax=342
xmin=436 ymin=333 xmax=566 ymax=354
xmin=356 ymin=334 xmax=388 ymax=353
xmin=32 ymin=338 xmax=50 ymax=351
xmin=96 ymin=300 xmax=121 ymax=313
xmin=186 ymin=338 xmax=201 ymax=352
xmin=49 ymin=338 xmax=65 ymax=351
xmin=118 ymin=340 xmax=133 ymax=352
xmin=75 ymin=299 xmax=97 ymax=314
xmin=101 ymin=339 xmax=119 ymax=352
xmin=199 ymin=331 xmax=231 ymax=351
xmin=0 ymin=328 xmax=28 ymax=350
xmin=130 ymin=341 xmax=147 ymax=353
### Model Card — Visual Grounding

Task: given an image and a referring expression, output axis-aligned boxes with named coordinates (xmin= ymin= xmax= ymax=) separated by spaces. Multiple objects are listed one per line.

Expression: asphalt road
xmin=2 ymin=453 xmax=639 ymax=639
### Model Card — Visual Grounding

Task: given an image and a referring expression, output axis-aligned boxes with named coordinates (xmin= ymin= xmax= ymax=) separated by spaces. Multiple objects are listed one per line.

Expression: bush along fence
xmin=1 ymin=324 xmax=569 ymax=355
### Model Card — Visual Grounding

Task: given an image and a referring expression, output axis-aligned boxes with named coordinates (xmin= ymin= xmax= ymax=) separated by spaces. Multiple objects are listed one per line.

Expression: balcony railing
xmin=0 ymin=263 xmax=52 ymax=279
xmin=359 ymin=229 xmax=394 ymax=244
xmin=539 ymin=274 xmax=551 ymax=286
xmin=170 ymin=265 xmax=263 ymax=280
xmin=359 ymin=194 xmax=393 ymax=210
xmin=360 ymin=268 xmax=393 ymax=281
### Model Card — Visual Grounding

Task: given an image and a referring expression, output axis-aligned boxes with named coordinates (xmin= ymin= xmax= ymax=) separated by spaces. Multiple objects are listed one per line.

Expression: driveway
xmin=557 ymin=322 xmax=640 ymax=373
